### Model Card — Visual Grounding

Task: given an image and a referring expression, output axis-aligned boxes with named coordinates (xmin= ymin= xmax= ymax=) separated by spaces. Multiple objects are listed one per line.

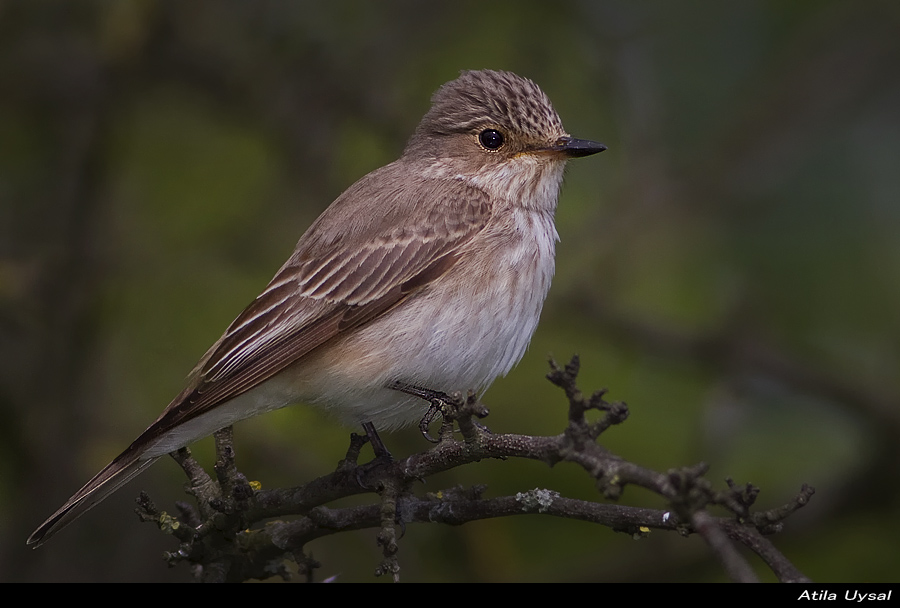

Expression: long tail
xmin=27 ymin=453 xmax=160 ymax=548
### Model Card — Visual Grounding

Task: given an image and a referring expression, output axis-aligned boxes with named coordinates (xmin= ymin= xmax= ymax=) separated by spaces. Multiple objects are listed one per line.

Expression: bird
xmin=28 ymin=69 xmax=606 ymax=547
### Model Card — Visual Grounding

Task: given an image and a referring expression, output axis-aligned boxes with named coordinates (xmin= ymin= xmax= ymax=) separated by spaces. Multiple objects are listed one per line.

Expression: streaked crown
xmin=411 ymin=70 xmax=567 ymax=145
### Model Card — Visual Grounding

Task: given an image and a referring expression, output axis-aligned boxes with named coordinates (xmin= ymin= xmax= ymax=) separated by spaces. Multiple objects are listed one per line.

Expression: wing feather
xmin=28 ymin=166 xmax=492 ymax=547
xmin=136 ymin=171 xmax=491 ymax=442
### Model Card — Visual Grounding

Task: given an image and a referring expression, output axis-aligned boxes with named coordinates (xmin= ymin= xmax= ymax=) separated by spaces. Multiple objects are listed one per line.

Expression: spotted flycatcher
xmin=28 ymin=69 xmax=605 ymax=546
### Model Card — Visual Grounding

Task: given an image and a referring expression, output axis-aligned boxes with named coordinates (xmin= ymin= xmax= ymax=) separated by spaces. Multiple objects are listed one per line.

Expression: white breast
xmin=293 ymin=160 xmax=565 ymax=429
xmin=161 ymin=157 xmax=569 ymax=437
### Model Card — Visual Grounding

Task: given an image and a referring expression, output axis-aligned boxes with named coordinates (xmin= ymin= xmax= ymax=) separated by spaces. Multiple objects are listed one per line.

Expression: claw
xmin=388 ymin=380 xmax=453 ymax=442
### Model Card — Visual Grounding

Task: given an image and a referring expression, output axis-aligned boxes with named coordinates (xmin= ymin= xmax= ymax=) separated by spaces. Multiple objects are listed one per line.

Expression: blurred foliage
xmin=1 ymin=0 xmax=899 ymax=582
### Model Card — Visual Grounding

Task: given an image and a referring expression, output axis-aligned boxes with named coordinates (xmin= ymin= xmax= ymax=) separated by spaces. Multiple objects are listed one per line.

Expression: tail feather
xmin=27 ymin=454 xmax=160 ymax=548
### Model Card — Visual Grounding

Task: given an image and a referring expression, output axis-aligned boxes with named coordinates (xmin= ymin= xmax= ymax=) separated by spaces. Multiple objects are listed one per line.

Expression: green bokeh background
xmin=2 ymin=0 xmax=898 ymax=582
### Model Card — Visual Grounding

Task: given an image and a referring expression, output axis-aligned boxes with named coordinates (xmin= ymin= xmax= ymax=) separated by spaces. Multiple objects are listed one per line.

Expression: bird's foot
xmin=388 ymin=380 xmax=490 ymax=443
xmin=387 ymin=380 xmax=456 ymax=442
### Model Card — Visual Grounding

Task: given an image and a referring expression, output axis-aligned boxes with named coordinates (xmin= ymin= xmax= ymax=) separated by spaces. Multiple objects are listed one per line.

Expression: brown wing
xmin=149 ymin=171 xmax=492 ymax=436
xmin=152 ymin=236 xmax=467 ymax=433
xmin=28 ymin=166 xmax=492 ymax=547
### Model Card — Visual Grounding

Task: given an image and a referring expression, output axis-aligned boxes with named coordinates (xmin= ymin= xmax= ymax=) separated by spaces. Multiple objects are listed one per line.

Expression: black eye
xmin=478 ymin=129 xmax=504 ymax=150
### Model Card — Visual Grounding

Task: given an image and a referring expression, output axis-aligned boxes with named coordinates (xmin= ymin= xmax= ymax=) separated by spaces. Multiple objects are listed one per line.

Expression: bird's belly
xmin=285 ymin=208 xmax=557 ymax=429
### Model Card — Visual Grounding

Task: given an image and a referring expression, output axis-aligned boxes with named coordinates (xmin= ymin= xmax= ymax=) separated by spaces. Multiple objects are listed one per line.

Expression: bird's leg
xmin=362 ymin=421 xmax=393 ymax=460
xmin=353 ymin=422 xmax=394 ymax=490
xmin=387 ymin=380 xmax=454 ymax=443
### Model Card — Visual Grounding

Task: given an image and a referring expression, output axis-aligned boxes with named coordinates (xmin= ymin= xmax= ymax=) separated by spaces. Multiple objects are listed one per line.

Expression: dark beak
xmin=554 ymin=136 xmax=607 ymax=158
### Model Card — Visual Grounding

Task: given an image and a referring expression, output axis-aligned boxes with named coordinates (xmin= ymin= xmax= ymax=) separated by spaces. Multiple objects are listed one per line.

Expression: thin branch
xmin=137 ymin=355 xmax=813 ymax=583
